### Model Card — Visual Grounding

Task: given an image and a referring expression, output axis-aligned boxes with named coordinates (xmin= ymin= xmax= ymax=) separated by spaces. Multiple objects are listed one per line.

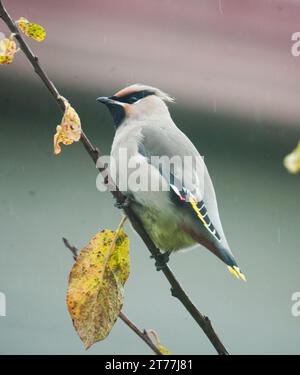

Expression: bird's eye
xmin=129 ymin=96 xmax=138 ymax=103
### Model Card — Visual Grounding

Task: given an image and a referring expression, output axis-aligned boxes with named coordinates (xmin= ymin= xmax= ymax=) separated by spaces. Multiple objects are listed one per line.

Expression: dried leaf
xmin=54 ymin=96 xmax=82 ymax=154
xmin=16 ymin=17 xmax=46 ymax=42
xmin=147 ymin=329 xmax=172 ymax=355
xmin=67 ymin=228 xmax=130 ymax=349
xmin=284 ymin=141 xmax=300 ymax=174
xmin=0 ymin=33 xmax=18 ymax=65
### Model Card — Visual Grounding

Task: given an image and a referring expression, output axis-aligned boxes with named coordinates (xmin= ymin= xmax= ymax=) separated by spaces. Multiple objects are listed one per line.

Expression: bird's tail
xmin=227 ymin=265 xmax=247 ymax=281
xmin=219 ymin=248 xmax=247 ymax=282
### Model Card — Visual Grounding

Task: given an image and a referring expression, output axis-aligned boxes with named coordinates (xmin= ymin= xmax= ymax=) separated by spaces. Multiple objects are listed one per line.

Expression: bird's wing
xmin=139 ymin=124 xmax=227 ymax=245
xmin=137 ymin=124 xmax=246 ymax=281
xmin=168 ymin=173 xmax=222 ymax=242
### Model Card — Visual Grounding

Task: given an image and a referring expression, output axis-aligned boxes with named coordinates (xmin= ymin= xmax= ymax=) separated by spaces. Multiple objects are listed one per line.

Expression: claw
xmin=153 ymin=252 xmax=170 ymax=271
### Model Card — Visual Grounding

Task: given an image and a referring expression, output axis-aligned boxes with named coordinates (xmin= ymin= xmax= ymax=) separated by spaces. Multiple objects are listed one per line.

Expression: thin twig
xmin=62 ymin=238 xmax=78 ymax=261
xmin=119 ymin=311 xmax=163 ymax=356
xmin=0 ymin=0 xmax=229 ymax=355
xmin=63 ymin=237 xmax=163 ymax=355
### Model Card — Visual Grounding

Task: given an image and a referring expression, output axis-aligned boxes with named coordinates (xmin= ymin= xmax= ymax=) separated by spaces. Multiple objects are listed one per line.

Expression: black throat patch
xmin=106 ymin=103 xmax=126 ymax=128
xmin=108 ymin=89 xmax=154 ymax=128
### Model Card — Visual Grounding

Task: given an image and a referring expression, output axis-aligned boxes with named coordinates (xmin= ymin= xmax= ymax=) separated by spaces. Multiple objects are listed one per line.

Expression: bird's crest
xmin=114 ymin=84 xmax=175 ymax=103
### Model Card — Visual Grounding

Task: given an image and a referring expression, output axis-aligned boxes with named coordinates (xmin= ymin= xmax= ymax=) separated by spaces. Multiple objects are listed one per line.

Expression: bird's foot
xmin=151 ymin=252 xmax=170 ymax=271
xmin=114 ymin=197 xmax=130 ymax=210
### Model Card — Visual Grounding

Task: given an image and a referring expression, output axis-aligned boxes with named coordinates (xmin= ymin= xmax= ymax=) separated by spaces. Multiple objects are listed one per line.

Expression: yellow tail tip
xmin=227 ymin=266 xmax=247 ymax=282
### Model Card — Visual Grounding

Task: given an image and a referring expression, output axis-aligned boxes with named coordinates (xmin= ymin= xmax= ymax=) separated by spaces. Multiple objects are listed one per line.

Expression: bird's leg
xmin=114 ymin=197 xmax=130 ymax=209
xmin=151 ymin=251 xmax=171 ymax=271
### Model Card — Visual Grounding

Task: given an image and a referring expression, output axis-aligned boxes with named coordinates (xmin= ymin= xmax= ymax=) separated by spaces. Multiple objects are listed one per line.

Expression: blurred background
xmin=0 ymin=0 xmax=300 ymax=355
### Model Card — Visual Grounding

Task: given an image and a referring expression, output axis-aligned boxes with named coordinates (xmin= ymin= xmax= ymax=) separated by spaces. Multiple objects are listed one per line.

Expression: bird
xmin=96 ymin=84 xmax=246 ymax=281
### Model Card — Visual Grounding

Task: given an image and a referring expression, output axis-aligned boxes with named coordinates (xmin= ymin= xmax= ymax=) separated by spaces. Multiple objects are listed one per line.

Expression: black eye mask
xmin=110 ymin=90 xmax=154 ymax=104
xmin=106 ymin=90 xmax=154 ymax=129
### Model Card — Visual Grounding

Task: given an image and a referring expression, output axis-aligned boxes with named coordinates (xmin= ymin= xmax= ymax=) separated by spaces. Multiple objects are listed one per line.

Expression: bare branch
xmin=119 ymin=311 xmax=163 ymax=356
xmin=0 ymin=0 xmax=229 ymax=355
xmin=62 ymin=237 xmax=78 ymax=261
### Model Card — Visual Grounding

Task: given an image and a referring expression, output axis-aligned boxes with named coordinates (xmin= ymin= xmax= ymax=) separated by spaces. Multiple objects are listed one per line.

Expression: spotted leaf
xmin=0 ymin=33 xmax=18 ymax=65
xmin=67 ymin=228 xmax=130 ymax=349
xmin=54 ymin=96 xmax=82 ymax=154
xmin=16 ymin=17 xmax=46 ymax=42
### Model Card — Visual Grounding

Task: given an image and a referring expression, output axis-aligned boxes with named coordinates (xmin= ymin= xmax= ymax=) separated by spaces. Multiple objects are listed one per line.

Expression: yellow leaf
xmin=0 ymin=33 xmax=18 ymax=65
xmin=0 ymin=54 xmax=13 ymax=65
xmin=284 ymin=142 xmax=300 ymax=174
xmin=158 ymin=345 xmax=172 ymax=355
xmin=67 ymin=227 xmax=130 ymax=349
xmin=147 ymin=329 xmax=172 ymax=355
xmin=53 ymin=96 xmax=82 ymax=154
xmin=109 ymin=231 xmax=130 ymax=285
xmin=16 ymin=17 xmax=46 ymax=42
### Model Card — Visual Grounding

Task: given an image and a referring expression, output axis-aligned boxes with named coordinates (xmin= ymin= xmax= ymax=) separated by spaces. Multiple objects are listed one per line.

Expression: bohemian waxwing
xmin=97 ymin=84 xmax=246 ymax=281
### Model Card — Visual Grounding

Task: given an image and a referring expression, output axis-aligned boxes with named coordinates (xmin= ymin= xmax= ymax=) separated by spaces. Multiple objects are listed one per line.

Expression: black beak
xmin=96 ymin=96 xmax=125 ymax=128
xmin=96 ymin=96 xmax=120 ymax=106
